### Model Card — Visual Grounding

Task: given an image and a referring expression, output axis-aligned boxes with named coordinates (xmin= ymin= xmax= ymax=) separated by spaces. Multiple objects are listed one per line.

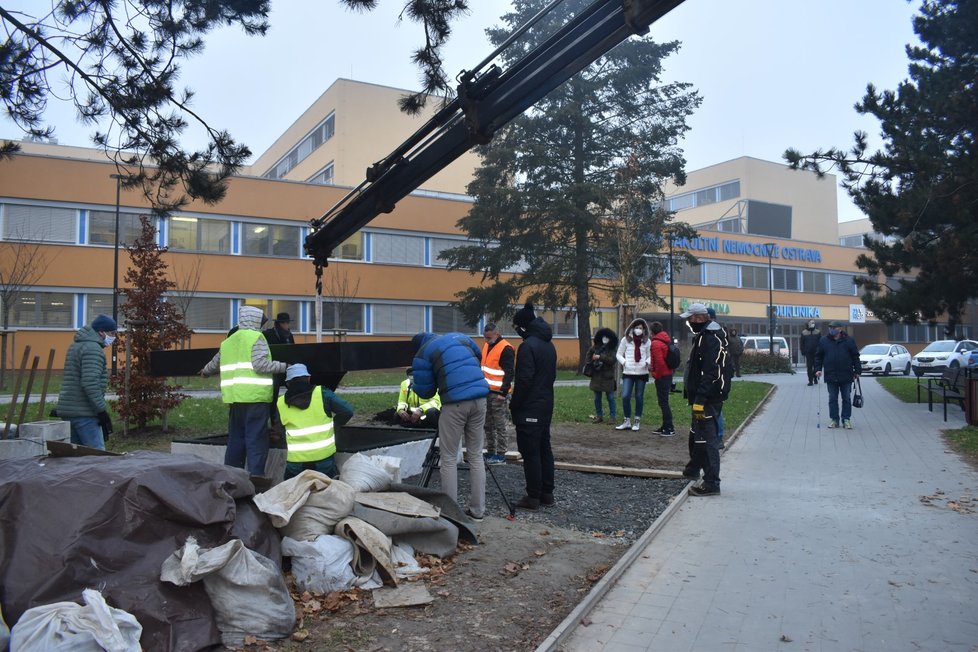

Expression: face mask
xmin=514 ymin=325 xmax=528 ymax=339
xmin=633 ymin=328 xmax=643 ymax=337
xmin=829 ymin=328 xmax=840 ymax=337
xmin=102 ymin=334 xmax=116 ymax=347
xmin=688 ymin=321 xmax=706 ymax=333
xmin=808 ymin=322 xmax=815 ymax=329
xmin=601 ymin=337 xmax=610 ymax=345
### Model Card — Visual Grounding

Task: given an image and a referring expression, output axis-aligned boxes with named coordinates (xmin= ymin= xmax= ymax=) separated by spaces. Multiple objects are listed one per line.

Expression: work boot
xmin=589 ymin=414 xmax=603 ymax=424
xmin=689 ymin=484 xmax=721 ymax=497
xmin=614 ymin=418 xmax=632 ymax=430
xmin=515 ymin=495 xmax=540 ymax=510
xmin=540 ymin=493 xmax=555 ymax=506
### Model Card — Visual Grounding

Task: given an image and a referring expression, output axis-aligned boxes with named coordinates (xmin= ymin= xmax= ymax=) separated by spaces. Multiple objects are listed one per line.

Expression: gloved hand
xmin=97 ymin=411 xmax=114 ymax=436
xmin=692 ymin=403 xmax=706 ymax=420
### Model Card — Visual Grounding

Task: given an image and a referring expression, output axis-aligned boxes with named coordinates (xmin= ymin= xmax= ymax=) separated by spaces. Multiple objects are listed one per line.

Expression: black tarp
xmin=0 ymin=451 xmax=281 ymax=651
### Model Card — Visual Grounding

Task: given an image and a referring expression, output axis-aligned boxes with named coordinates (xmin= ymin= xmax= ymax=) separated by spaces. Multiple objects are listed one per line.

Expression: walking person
xmin=728 ymin=328 xmax=744 ymax=378
xmin=278 ymin=363 xmax=353 ymax=480
xmin=56 ymin=314 xmax=118 ymax=450
xmin=615 ymin=318 xmax=651 ymax=431
xmin=200 ymin=306 xmax=287 ymax=476
xmin=481 ymin=323 xmax=515 ymax=465
xmin=509 ymin=303 xmax=557 ymax=511
xmin=412 ymin=330 xmax=490 ymax=521
xmin=680 ymin=303 xmax=731 ymax=496
xmin=648 ymin=322 xmax=675 ymax=436
xmin=801 ymin=319 xmax=822 ymax=385
xmin=814 ymin=320 xmax=861 ymax=429
xmin=586 ymin=327 xmax=618 ymax=424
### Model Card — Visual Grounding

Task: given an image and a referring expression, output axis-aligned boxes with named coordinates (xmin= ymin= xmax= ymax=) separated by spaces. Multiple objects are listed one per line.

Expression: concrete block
xmin=0 ymin=437 xmax=44 ymax=459
xmin=19 ymin=420 xmax=70 ymax=443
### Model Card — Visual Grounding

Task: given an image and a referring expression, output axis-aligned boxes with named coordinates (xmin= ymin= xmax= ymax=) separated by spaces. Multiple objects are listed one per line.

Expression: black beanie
xmin=513 ymin=302 xmax=535 ymax=329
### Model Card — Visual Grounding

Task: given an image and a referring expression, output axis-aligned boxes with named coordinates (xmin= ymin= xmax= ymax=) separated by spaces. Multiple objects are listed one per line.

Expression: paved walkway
xmin=547 ymin=374 xmax=978 ymax=652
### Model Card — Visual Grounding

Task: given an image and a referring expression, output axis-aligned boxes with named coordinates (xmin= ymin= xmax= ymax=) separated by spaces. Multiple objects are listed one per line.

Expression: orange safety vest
xmin=481 ymin=338 xmax=513 ymax=394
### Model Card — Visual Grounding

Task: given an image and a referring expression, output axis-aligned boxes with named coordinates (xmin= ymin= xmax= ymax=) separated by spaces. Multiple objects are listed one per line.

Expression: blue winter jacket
xmin=411 ymin=332 xmax=489 ymax=404
xmin=814 ymin=332 xmax=861 ymax=383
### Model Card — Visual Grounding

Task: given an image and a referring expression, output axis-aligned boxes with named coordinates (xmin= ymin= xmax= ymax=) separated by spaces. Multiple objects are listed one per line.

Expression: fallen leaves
xmin=500 ymin=561 xmax=530 ymax=577
xmin=919 ymin=490 xmax=975 ymax=514
xmin=586 ymin=563 xmax=610 ymax=583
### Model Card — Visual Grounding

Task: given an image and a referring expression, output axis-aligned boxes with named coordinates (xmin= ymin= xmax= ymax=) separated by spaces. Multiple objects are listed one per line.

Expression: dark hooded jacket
xmin=587 ymin=327 xmax=619 ymax=394
xmin=510 ymin=317 xmax=557 ymax=426
xmin=814 ymin=331 xmax=861 ymax=383
xmin=684 ymin=320 xmax=730 ymax=406
xmin=282 ymin=379 xmax=354 ymax=425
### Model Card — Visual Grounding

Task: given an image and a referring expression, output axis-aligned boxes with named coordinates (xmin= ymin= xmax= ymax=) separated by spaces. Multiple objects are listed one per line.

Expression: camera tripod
xmin=417 ymin=434 xmax=516 ymax=519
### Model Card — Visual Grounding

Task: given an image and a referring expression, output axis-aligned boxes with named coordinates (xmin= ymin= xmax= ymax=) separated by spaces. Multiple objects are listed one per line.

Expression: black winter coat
xmin=814 ymin=333 xmax=861 ymax=383
xmin=683 ymin=321 xmax=730 ymax=406
xmin=510 ymin=317 xmax=557 ymax=426
xmin=800 ymin=328 xmax=821 ymax=357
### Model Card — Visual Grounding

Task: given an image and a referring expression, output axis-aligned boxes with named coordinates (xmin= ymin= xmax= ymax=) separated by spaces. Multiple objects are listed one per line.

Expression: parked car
xmin=911 ymin=339 xmax=978 ymax=376
xmin=740 ymin=336 xmax=790 ymax=359
xmin=970 ymin=350 xmax=978 ymax=369
xmin=859 ymin=343 xmax=912 ymax=376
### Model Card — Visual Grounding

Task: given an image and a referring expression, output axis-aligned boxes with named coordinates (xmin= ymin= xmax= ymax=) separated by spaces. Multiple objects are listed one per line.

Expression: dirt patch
xmin=245 ymin=422 xmax=691 ymax=652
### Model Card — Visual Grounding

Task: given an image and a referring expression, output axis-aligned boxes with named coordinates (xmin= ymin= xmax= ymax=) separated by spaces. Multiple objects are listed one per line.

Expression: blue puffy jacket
xmin=411 ymin=332 xmax=489 ymax=404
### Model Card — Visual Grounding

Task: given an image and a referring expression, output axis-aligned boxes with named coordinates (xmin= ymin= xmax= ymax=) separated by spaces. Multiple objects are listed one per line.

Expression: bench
xmin=917 ymin=367 xmax=966 ymax=421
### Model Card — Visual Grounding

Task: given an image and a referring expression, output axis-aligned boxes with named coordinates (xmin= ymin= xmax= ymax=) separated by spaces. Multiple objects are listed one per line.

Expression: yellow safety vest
xmin=481 ymin=338 xmax=513 ymax=394
xmin=219 ymin=330 xmax=274 ymax=403
xmin=397 ymin=379 xmax=441 ymax=413
xmin=277 ymin=386 xmax=336 ymax=463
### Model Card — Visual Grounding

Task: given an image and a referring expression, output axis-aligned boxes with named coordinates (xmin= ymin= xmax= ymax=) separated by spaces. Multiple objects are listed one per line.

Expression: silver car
xmin=911 ymin=339 xmax=978 ymax=376
xmin=859 ymin=343 xmax=912 ymax=376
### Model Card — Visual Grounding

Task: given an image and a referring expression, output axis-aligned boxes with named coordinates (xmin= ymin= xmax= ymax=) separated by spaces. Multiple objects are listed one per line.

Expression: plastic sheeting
xmin=0 ymin=451 xmax=281 ymax=652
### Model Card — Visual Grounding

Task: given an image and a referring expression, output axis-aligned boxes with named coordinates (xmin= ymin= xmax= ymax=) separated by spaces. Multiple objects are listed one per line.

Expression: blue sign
xmin=672 ymin=237 xmax=822 ymax=263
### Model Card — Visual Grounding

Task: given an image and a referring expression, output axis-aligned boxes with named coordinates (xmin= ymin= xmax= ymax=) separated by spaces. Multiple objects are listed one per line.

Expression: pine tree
xmin=785 ymin=0 xmax=978 ymax=336
xmin=111 ymin=215 xmax=191 ymax=430
xmin=441 ymin=0 xmax=700 ymax=363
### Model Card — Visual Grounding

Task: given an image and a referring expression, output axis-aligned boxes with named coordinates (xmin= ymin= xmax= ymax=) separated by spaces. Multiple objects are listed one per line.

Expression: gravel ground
xmin=415 ymin=462 xmax=688 ymax=543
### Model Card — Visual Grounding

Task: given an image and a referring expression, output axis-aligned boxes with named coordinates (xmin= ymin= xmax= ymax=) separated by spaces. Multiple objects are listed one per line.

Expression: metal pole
xmin=766 ymin=243 xmax=775 ymax=355
xmin=668 ymin=235 xmax=675 ymax=338
xmin=111 ymin=174 xmax=123 ymax=377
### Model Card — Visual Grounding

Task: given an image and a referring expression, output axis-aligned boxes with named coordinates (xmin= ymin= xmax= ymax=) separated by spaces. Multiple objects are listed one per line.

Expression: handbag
xmin=852 ymin=376 xmax=864 ymax=408
xmin=582 ymin=361 xmax=594 ymax=377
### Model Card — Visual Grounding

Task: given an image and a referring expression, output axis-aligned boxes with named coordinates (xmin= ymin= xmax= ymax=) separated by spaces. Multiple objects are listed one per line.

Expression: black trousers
xmin=805 ymin=354 xmax=817 ymax=382
xmin=683 ymin=402 xmax=721 ymax=489
xmin=515 ymin=421 xmax=555 ymax=498
xmin=654 ymin=376 xmax=674 ymax=430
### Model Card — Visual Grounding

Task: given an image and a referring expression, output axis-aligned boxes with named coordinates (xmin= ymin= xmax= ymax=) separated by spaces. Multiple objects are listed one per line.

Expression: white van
xmin=738 ymin=336 xmax=790 ymax=359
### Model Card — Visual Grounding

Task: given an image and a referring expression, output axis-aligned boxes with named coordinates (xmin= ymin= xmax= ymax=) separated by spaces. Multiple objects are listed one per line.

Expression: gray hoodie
xmin=201 ymin=306 xmax=287 ymax=377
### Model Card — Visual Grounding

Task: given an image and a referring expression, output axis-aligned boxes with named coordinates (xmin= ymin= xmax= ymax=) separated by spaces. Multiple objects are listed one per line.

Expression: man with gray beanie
xmin=57 ymin=314 xmax=118 ymax=450
xmin=200 ymin=305 xmax=287 ymax=476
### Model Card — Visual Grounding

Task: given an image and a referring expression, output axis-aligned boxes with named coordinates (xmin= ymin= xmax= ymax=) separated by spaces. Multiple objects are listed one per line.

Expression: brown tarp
xmin=0 ymin=451 xmax=281 ymax=651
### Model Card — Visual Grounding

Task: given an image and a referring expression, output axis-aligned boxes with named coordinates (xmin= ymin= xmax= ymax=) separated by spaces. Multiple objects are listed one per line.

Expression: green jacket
xmin=57 ymin=326 xmax=109 ymax=417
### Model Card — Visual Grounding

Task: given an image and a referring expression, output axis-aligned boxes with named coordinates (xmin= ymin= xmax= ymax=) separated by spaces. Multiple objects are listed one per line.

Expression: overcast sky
xmin=1 ymin=0 xmax=922 ymax=223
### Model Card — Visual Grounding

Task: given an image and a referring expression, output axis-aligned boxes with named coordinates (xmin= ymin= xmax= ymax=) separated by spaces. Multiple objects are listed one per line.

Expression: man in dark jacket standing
xmin=680 ymin=302 xmax=730 ymax=497
xmin=412 ymin=331 xmax=490 ymax=521
xmin=57 ymin=314 xmax=117 ymax=449
xmin=509 ymin=303 xmax=557 ymax=510
xmin=814 ymin=320 xmax=861 ymax=429
xmin=800 ymin=319 xmax=822 ymax=385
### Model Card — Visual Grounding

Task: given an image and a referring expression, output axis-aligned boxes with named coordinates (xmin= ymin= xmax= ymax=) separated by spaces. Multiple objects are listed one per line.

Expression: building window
xmin=827 ymin=272 xmax=856 ymax=296
xmin=309 ymin=163 xmax=335 ymax=185
xmin=588 ymin=310 xmax=619 ymax=334
xmin=801 ymin=270 xmax=827 ymax=293
xmin=85 ymin=294 xmax=114 ymax=325
xmin=330 ymin=233 xmax=363 ymax=261
xmin=666 ymin=180 xmax=740 ymax=212
xmin=263 ymin=113 xmax=335 ymax=180
xmin=2 ymin=203 xmax=76 ymax=242
xmin=88 ymin=211 xmax=151 ymax=246
xmin=311 ymin=301 xmax=363 ymax=333
xmin=242 ymin=223 xmax=300 ymax=257
xmin=168 ymin=216 xmax=231 ymax=253
xmin=372 ymin=304 xmax=424 ymax=335
xmin=9 ymin=291 xmax=73 ymax=327
xmin=839 ymin=234 xmax=866 ymax=248
xmin=241 ymin=299 xmax=301 ymax=328
xmin=544 ymin=310 xmax=577 ymax=337
xmin=672 ymin=261 xmax=702 ymax=285
xmin=740 ymin=265 xmax=769 ymax=289
xmin=182 ymin=297 xmax=231 ymax=331
xmin=705 ymin=262 xmax=738 ymax=287
xmin=772 ymin=268 xmax=799 ymax=291
xmin=371 ymin=233 xmax=424 ymax=265
xmin=429 ymin=237 xmax=464 ymax=268
xmin=431 ymin=305 xmax=477 ymax=334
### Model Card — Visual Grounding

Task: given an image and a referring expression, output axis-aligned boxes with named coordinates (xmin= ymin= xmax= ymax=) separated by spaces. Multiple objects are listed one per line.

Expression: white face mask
xmin=103 ymin=334 xmax=116 ymax=347
xmin=601 ymin=337 xmax=610 ymax=344
xmin=632 ymin=328 xmax=643 ymax=337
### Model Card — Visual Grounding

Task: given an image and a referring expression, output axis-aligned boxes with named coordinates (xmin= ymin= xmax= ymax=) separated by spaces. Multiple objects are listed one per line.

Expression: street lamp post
xmin=110 ymin=173 xmax=123 ymax=377
xmin=668 ymin=233 xmax=675 ymax=338
xmin=764 ymin=242 xmax=776 ymax=355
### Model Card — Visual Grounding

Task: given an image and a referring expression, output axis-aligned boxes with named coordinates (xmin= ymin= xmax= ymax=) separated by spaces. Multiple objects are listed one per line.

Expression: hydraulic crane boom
xmin=304 ymin=0 xmax=685 ymax=267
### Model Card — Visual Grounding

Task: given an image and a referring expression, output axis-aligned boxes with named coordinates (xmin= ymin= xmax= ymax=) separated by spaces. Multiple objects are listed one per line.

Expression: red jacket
xmin=650 ymin=331 xmax=673 ymax=380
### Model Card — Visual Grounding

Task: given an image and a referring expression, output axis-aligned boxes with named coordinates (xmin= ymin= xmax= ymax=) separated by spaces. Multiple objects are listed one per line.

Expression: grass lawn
xmin=877 ymin=375 xmax=978 ymax=469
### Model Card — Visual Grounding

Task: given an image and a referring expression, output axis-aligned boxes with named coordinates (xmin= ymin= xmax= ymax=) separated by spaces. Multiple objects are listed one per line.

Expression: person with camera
xmin=586 ymin=327 xmax=619 ymax=424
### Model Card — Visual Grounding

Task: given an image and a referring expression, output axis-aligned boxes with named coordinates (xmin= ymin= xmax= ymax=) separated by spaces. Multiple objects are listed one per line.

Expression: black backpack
xmin=665 ymin=342 xmax=682 ymax=371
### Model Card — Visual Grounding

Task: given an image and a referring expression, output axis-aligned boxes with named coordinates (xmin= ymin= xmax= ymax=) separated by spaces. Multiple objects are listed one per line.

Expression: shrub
xmin=739 ymin=353 xmax=794 ymax=374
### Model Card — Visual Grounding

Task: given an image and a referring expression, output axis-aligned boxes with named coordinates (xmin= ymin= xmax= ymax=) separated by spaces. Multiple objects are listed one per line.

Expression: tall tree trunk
xmin=572 ymin=82 xmax=592 ymax=367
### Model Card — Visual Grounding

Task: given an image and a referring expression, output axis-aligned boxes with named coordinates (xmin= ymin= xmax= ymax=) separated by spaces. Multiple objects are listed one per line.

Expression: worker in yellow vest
xmin=201 ymin=305 xmax=287 ymax=476
xmin=481 ymin=322 xmax=515 ymax=465
xmin=396 ymin=367 xmax=441 ymax=429
xmin=278 ymin=363 xmax=353 ymax=480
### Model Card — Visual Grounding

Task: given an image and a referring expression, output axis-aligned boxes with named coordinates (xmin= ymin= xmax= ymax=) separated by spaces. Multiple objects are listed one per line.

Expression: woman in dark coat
xmin=587 ymin=327 xmax=619 ymax=423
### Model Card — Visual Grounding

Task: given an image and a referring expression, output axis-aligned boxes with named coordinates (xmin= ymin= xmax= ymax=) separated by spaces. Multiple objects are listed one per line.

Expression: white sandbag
xmin=160 ymin=537 xmax=294 ymax=647
xmin=281 ymin=535 xmax=382 ymax=593
xmin=9 ymin=588 xmax=141 ymax=652
xmin=253 ymin=471 xmax=356 ymax=540
xmin=390 ymin=543 xmax=427 ymax=579
xmin=367 ymin=455 xmax=402 ymax=484
xmin=340 ymin=453 xmax=393 ymax=492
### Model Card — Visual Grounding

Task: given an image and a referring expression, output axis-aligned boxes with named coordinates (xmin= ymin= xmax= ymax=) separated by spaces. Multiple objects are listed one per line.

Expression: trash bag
xmin=340 ymin=453 xmax=394 ymax=492
xmin=253 ymin=471 xmax=356 ymax=540
xmin=281 ymin=535 xmax=382 ymax=594
xmin=9 ymin=588 xmax=141 ymax=652
xmin=160 ymin=537 xmax=295 ymax=647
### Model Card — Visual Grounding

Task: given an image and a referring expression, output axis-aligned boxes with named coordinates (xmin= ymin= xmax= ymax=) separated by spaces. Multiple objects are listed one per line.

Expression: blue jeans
xmin=285 ymin=456 xmax=338 ymax=480
xmin=66 ymin=416 xmax=105 ymax=450
xmin=825 ymin=381 xmax=853 ymax=421
xmin=593 ymin=391 xmax=616 ymax=419
xmin=621 ymin=376 xmax=647 ymax=419
xmin=226 ymin=402 xmax=271 ymax=476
